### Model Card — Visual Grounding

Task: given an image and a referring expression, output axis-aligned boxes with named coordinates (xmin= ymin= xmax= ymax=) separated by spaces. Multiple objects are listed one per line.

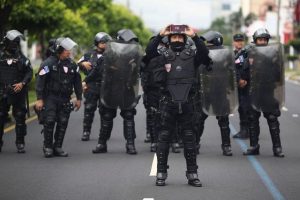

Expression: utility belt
xmin=47 ymin=90 xmax=71 ymax=100
xmin=0 ymin=83 xmax=24 ymax=97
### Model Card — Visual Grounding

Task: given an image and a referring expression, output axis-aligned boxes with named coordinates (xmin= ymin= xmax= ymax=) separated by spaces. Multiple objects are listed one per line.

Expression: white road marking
xmin=282 ymin=106 xmax=288 ymax=111
xmin=143 ymin=198 xmax=154 ymax=200
xmin=292 ymin=114 xmax=299 ymax=118
xmin=149 ymin=153 xmax=157 ymax=176
xmin=229 ymin=114 xmax=234 ymax=117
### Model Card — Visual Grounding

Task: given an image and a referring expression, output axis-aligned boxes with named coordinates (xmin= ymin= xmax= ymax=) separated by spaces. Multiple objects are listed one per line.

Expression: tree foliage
xmin=1 ymin=0 xmax=151 ymax=52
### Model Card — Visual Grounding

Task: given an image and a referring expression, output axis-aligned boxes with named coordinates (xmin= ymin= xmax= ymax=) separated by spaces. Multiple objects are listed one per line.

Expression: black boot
xmin=171 ymin=142 xmax=181 ymax=153
xmin=53 ymin=147 xmax=68 ymax=157
xmin=43 ymin=147 xmax=53 ymax=158
xmin=218 ymin=118 xmax=232 ymax=156
xmin=244 ymin=113 xmax=260 ymax=156
xmin=222 ymin=145 xmax=232 ymax=156
xmin=93 ymin=141 xmax=107 ymax=153
xmin=156 ymin=137 xmax=170 ymax=186
xmin=150 ymin=143 xmax=157 ymax=152
xmin=156 ymin=172 xmax=167 ymax=186
xmin=81 ymin=131 xmax=91 ymax=141
xmin=124 ymin=119 xmax=137 ymax=154
xmin=16 ymin=137 xmax=26 ymax=153
xmin=268 ymin=119 xmax=284 ymax=158
xmin=15 ymin=124 xmax=26 ymax=153
xmin=43 ymin=124 xmax=54 ymax=158
xmin=273 ymin=147 xmax=284 ymax=157
xmin=186 ymin=172 xmax=202 ymax=187
xmin=126 ymin=141 xmax=137 ymax=155
xmin=243 ymin=144 xmax=260 ymax=155
xmin=53 ymin=127 xmax=68 ymax=157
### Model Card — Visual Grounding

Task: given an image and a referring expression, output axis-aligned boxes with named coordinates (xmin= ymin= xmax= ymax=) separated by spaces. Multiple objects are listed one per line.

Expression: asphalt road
xmin=0 ymin=81 xmax=299 ymax=200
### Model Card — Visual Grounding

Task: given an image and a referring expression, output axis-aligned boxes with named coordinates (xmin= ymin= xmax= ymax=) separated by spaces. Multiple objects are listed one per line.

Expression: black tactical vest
xmin=0 ymin=51 xmax=24 ymax=85
xmin=46 ymin=56 xmax=77 ymax=98
xmin=164 ymin=48 xmax=196 ymax=103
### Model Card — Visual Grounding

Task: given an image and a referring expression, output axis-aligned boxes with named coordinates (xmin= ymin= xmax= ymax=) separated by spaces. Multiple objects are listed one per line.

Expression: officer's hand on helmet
xmin=82 ymin=61 xmax=92 ymax=71
xmin=185 ymin=25 xmax=196 ymax=38
xmin=82 ymin=82 xmax=88 ymax=92
xmin=239 ymin=79 xmax=247 ymax=88
xmin=74 ymin=100 xmax=81 ymax=111
xmin=35 ymin=100 xmax=44 ymax=111
xmin=159 ymin=25 xmax=171 ymax=36
xmin=13 ymin=82 xmax=24 ymax=93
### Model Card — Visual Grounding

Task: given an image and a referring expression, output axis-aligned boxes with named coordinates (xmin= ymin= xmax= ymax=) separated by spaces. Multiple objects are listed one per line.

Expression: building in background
xmin=211 ymin=0 xmax=240 ymax=22
xmin=241 ymin=0 xmax=294 ymax=44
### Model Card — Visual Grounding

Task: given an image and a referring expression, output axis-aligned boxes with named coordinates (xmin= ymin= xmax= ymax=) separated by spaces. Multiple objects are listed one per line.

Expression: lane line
xmin=4 ymin=115 xmax=38 ymax=134
xmin=281 ymin=107 xmax=288 ymax=112
xmin=229 ymin=124 xmax=285 ymax=200
xmin=143 ymin=198 xmax=154 ymax=200
xmin=292 ymin=114 xmax=299 ymax=118
xmin=149 ymin=153 xmax=157 ymax=176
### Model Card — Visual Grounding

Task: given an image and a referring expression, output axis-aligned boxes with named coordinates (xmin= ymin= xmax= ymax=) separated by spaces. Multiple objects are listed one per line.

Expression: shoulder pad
xmin=180 ymin=48 xmax=195 ymax=60
xmin=163 ymin=49 xmax=175 ymax=61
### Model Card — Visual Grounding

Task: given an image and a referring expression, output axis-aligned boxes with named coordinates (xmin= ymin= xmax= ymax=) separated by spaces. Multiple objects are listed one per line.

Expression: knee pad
xmin=102 ymin=111 xmax=116 ymax=121
xmin=183 ymin=130 xmax=194 ymax=142
xmin=264 ymin=113 xmax=278 ymax=123
xmin=85 ymin=102 xmax=97 ymax=112
xmin=158 ymin=130 xmax=171 ymax=142
xmin=14 ymin=110 xmax=26 ymax=120
xmin=121 ymin=110 xmax=135 ymax=120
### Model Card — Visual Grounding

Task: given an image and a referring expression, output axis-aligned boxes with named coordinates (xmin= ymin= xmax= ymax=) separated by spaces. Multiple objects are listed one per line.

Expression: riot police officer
xmin=196 ymin=31 xmax=235 ymax=156
xmin=242 ymin=28 xmax=284 ymax=157
xmin=79 ymin=32 xmax=112 ymax=141
xmin=86 ymin=29 xmax=142 ymax=155
xmin=0 ymin=30 xmax=32 ymax=153
xmin=35 ymin=37 xmax=82 ymax=158
xmin=146 ymin=25 xmax=211 ymax=187
xmin=232 ymin=33 xmax=250 ymax=139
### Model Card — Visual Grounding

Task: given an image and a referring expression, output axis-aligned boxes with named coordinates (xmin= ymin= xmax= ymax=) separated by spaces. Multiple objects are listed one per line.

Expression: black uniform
xmin=0 ymin=48 xmax=32 ymax=153
xmin=146 ymin=34 xmax=211 ymax=186
xmin=78 ymin=50 xmax=102 ymax=140
xmin=36 ymin=55 xmax=82 ymax=157
xmin=233 ymin=48 xmax=250 ymax=139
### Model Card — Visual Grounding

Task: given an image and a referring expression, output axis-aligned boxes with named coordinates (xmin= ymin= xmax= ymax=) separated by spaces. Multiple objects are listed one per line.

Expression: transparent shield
xmin=101 ymin=41 xmax=143 ymax=109
xmin=200 ymin=47 xmax=238 ymax=116
xmin=248 ymin=43 xmax=285 ymax=112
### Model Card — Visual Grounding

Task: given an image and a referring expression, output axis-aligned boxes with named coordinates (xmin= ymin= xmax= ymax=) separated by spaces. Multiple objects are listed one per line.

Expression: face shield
xmin=57 ymin=37 xmax=78 ymax=59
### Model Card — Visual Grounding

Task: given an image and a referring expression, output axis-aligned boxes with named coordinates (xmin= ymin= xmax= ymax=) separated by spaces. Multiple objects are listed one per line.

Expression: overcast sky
xmin=113 ymin=0 xmax=212 ymax=31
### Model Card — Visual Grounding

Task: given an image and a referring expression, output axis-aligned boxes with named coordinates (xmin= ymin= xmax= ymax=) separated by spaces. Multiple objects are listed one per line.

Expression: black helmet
xmin=252 ymin=28 xmax=271 ymax=41
xmin=3 ymin=30 xmax=24 ymax=52
xmin=202 ymin=30 xmax=223 ymax=46
xmin=117 ymin=29 xmax=138 ymax=42
xmin=94 ymin=32 xmax=112 ymax=46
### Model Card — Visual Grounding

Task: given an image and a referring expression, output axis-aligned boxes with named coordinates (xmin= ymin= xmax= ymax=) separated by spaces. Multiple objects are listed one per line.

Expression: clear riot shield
xmin=101 ymin=41 xmax=143 ymax=109
xmin=248 ymin=43 xmax=284 ymax=112
xmin=200 ymin=46 xmax=238 ymax=116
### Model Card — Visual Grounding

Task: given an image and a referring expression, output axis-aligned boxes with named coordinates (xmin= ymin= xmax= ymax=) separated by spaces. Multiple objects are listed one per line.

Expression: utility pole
xmin=277 ymin=0 xmax=281 ymax=42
